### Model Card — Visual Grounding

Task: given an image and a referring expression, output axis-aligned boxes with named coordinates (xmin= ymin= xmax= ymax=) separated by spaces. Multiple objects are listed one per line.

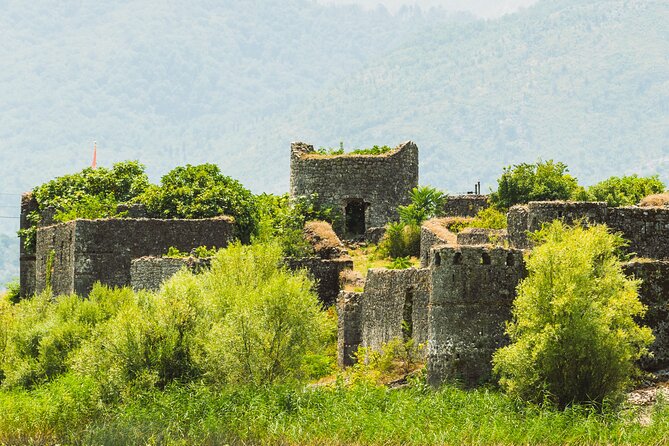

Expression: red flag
xmin=92 ymin=141 xmax=97 ymax=169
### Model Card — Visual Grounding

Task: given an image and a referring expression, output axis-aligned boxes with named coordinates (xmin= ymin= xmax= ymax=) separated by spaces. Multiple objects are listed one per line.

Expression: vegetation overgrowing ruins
xmin=2 ymin=141 xmax=669 ymax=443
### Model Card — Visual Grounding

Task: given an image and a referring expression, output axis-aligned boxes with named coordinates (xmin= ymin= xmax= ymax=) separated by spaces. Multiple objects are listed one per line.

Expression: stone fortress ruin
xmin=17 ymin=140 xmax=669 ymax=387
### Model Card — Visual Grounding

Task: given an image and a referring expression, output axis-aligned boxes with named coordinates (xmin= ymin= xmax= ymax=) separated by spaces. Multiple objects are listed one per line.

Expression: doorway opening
xmin=345 ymin=199 xmax=366 ymax=235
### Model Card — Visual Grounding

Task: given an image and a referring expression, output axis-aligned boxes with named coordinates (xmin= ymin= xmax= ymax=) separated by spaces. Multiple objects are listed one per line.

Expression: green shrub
xmin=19 ymin=161 xmax=149 ymax=253
xmin=1 ymin=288 xmax=124 ymax=389
xmin=490 ymin=160 xmax=582 ymax=210
xmin=255 ymin=193 xmax=335 ymax=257
xmin=378 ymin=222 xmax=421 ymax=259
xmin=195 ymin=242 xmax=327 ymax=386
xmin=398 ymin=186 xmax=447 ymax=226
xmin=137 ymin=163 xmax=259 ymax=242
xmin=378 ymin=186 xmax=446 ymax=259
xmin=468 ymin=207 xmax=507 ymax=229
xmin=492 ymin=221 xmax=653 ymax=408
xmin=582 ymin=174 xmax=665 ymax=207
xmin=388 ymin=256 xmax=412 ymax=270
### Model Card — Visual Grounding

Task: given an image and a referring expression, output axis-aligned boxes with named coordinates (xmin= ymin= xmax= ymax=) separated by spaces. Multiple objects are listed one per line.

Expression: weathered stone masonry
xmin=427 ymin=245 xmax=527 ymax=387
xmin=289 ymin=141 xmax=418 ymax=237
xmin=509 ymin=201 xmax=669 ymax=259
xmin=19 ymin=192 xmax=39 ymax=298
xmin=130 ymin=256 xmax=212 ymax=292
xmin=337 ymin=267 xmax=430 ymax=368
xmin=35 ymin=217 xmax=235 ymax=296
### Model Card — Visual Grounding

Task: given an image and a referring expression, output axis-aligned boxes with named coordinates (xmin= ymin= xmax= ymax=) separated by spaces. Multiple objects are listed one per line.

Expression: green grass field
xmin=2 ymin=375 xmax=669 ymax=445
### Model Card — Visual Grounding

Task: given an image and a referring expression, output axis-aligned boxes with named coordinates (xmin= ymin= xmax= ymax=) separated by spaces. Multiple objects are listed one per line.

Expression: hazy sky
xmin=316 ymin=0 xmax=539 ymax=18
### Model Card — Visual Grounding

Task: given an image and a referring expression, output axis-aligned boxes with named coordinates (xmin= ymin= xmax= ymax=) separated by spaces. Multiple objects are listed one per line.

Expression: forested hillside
xmin=1 ymin=0 xmax=667 ymax=286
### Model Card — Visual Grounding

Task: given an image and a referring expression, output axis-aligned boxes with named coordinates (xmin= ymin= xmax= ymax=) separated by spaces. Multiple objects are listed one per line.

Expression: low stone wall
xmin=443 ymin=195 xmax=489 ymax=217
xmin=420 ymin=219 xmax=457 ymax=267
xmin=456 ymin=228 xmax=508 ymax=246
xmin=130 ymin=256 xmax=211 ymax=291
xmin=35 ymin=217 xmax=235 ymax=297
xmin=427 ymin=245 xmax=526 ymax=387
xmin=287 ymin=257 xmax=353 ymax=307
xmin=624 ymin=260 xmax=669 ymax=371
xmin=337 ymin=291 xmax=363 ymax=368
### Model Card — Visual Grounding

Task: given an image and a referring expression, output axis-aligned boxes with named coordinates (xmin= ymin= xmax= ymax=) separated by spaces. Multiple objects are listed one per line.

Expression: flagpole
xmin=92 ymin=141 xmax=97 ymax=169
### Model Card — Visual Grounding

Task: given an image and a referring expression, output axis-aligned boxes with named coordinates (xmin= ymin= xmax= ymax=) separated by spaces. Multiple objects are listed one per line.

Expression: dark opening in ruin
xmin=453 ymin=252 xmax=462 ymax=265
xmin=345 ymin=200 xmax=366 ymax=235
xmin=481 ymin=252 xmax=491 ymax=265
xmin=402 ymin=288 xmax=414 ymax=341
xmin=506 ymin=252 xmax=515 ymax=266
xmin=434 ymin=252 xmax=441 ymax=266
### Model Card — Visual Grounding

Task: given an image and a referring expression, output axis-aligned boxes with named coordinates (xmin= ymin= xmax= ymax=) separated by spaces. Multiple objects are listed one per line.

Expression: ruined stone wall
xmin=508 ymin=201 xmax=669 ymax=259
xmin=19 ymin=193 xmax=38 ymax=297
xmin=508 ymin=201 xmax=608 ymax=249
xmin=443 ymin=195 xmax=489 ymax=217
xmin=35 ymin=217 xmax=235 ymax=296
xmin=420 ymin=219 xmax=457 ymax=267
xmin=427 ymin=245 xmax=526 ymax=387
xmin=507 ymin=205 xmax=530 ymax=249
xmin=609 ymin=207 xmax=669 ymax=260
xmin=130 ymin=256 xmax=212 ymax=291
xmin=286 ymin=257 xmax=353 ymax=307
xmin=289 ymin=141 xmax=418 ymax=234
xmin=456 ymin=228 xmax=508 ymax=246
xmin=624 ymin=260 xmax=669 ymax=371
xmin=337 ymin=291 xmax=363 ymax=368
xmin=359 ymin=267 xmax=431 ymax=352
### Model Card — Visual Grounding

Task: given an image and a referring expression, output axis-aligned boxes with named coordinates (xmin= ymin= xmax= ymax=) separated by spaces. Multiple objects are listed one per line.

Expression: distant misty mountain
xmin=0 ymin=0 xmax=667 ymax=286
xmin=317 ymin=0 xmax=539 ymax=18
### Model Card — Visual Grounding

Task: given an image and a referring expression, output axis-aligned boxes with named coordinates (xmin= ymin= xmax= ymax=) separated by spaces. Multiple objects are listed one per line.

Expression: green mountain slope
xmin=1 ymin=0 xmax=667 ymax=286
xmin=268 ymin=0 xmax=669 ymax=193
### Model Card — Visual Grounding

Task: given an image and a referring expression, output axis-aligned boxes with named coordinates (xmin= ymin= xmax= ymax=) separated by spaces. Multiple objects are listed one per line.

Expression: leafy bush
xmin=1 ymin=288 xmax=126 ymax=389
xmin=398 ymin=186 xmax=447 ymax=226
xmin=468 ymin=207 xmax=507 ymax=229
xmin=165 ymin=245 xmax=218 ymax=258
xmin=582 ymin=174 xmax=665 ymax=207
xmin=388 ymin=256 xmax=412 ymax=270
xmin=137 ymin=164 xmax=259 ymax=242
xmin=255 ymin=193 xmax=335 ymax=257
xmin=378 ymin=222 xmax=421 ymax=259
xmin=19 ymin=161 xmax=150 ymax=253
xmin=490 ymin=160 xmax=582 ymax=210
xmin=378 ymin=186 xmax=446 ymax=259
xmin=348 ymin=338 xmax=425 ymax=385
xmin=492 ymin=221 xmax=653 ymax=408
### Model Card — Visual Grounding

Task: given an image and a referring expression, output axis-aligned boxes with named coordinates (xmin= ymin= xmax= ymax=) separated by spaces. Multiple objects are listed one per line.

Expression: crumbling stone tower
xmin=289 ymin=141 xmax=418 ymax=237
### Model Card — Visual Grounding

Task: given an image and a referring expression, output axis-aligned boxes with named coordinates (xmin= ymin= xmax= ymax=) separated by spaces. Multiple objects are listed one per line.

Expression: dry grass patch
xmin=639 ymin=193 xmax=669 ymax=207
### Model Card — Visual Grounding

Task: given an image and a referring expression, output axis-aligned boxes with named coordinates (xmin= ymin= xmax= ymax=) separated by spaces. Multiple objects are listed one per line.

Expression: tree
xmin=490 ymin=160 xmax=582 ymax=210
xmin=584 ymin=175 xmax=665 ymax=207
xmin=492 ymin=221 xmax=653 ymax=408
xmin=138 ymin=164 xmax=259 ymax=243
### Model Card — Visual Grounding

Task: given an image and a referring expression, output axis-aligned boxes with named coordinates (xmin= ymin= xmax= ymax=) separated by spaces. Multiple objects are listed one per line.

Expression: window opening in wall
xmin=402 ymin=288 xmax=414 ymax=341
xmin=434 ymin=252 xmax=441 ymax=266
xmin=506 ymin=252 xmax=515 ymax=266
xmin=481 ymin=252 xmax=491 ymax=265
xmin=453 ymin=252 xmax=462 ymax=265
xmin=345 ymin=199 xmax=366 ymax=235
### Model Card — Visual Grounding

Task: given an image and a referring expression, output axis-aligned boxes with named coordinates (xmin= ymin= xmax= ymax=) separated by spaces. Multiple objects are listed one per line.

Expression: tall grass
xmin=2 ymin=380 xmax=668 ymax=445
